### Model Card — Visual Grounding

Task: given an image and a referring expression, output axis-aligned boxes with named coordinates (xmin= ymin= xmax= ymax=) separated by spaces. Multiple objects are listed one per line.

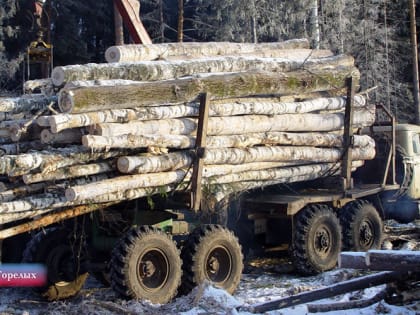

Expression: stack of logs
xmin=0 ymin=38 xmax=377 ymax=225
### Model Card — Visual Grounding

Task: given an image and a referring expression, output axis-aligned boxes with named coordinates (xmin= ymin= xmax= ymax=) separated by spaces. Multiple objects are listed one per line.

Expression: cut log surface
xmin=51 ymin=54 xmax=354 ymax=86
xmin=105 ymin=39 xmax=312 ymax=62
xmin=49 ymin=95 xmax=366 ymax=133
xmin=93 ymin=108 xmax=374 ymax=137
xmin=58 ymin=68 xmax=359 ymax=113
xmin=0 ymin=94 xmax=56 ymax=113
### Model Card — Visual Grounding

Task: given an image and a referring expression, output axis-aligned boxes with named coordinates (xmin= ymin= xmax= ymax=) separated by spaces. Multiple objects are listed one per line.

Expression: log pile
xmin=0 ymin=39 xmax=377 ymax=226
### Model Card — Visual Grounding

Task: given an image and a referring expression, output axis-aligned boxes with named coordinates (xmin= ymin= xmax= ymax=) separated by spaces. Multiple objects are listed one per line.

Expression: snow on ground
xmin=0 ymin=265 xmax=418 ymax=315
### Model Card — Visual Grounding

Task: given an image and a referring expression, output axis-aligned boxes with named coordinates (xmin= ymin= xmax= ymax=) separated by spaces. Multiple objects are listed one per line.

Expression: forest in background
xmin=0 ymin=0 xmax=417 ymax=122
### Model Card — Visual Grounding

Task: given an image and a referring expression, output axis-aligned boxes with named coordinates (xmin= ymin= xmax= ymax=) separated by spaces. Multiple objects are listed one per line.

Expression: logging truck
xmin=0 ymin=40 xmax=419 ymax=304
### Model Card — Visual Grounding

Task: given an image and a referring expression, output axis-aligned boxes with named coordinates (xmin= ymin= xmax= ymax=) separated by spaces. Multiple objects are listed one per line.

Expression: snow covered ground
xmin=0 ymin=260 xmax=418 ymax=315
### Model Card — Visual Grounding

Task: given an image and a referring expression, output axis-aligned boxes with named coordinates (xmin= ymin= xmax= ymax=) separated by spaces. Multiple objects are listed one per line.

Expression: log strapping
xmin=58 ymin=68 xmax=359 ymax=113
xmin=105 ymin=39 xmax=312 ymax=62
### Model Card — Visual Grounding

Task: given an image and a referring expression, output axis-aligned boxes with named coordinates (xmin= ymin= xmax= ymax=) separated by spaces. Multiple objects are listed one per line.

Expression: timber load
xmin=0 ymin=39 xmax=377 ymax=226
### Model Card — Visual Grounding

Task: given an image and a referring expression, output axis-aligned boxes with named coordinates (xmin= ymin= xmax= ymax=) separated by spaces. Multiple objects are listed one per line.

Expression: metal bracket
xmin=190 ymin=93 xmax=210 ymax=211
xmin=341 ymin=76 xmax=355 ymax=191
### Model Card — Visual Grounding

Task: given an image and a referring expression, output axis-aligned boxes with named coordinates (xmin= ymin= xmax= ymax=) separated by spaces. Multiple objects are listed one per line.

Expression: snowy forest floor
xmin=0 ymin=220 xmax=419 ymax=315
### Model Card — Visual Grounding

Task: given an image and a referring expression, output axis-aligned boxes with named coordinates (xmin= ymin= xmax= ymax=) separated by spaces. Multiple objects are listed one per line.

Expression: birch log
xmin=0 ymin=95 xmax=56 ymax=113
xmin=117 ymin=146 xmax=374 ymax=174
xmin=0 ymin=141 xmax=45 ymax=156
xmin=0 ymin=183 xmax=47 ymax=202
xmin=0 ymin=146 xmax=128 ymax=176
xmin=93 ymin=109 xmax=375 ymax=137
xmin=22 ymin=161 xmax=114 ymax=184
xmin=58 ymin=68 xmax=359 ymax=113
xmin=82 ymin=132 xmax=375 ymax=151
xmin=105 ymin=39 xmax=312 ymax=62
xmin=118 ymin=151 xmax=193 ymax=173
xmin=49 ymin=95 xmax=366 ymax=133
xmin=51 ymin=54 xmax=354 ymax=86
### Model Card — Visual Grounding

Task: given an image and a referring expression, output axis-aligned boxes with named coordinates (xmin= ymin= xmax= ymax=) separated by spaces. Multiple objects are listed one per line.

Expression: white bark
xmin=52 ymin=54 xmax=353 ymax=86
xmin=105 ymin=39 xmax=312 ymax=62
xmin=82 ymin=132 xmax=374 ymax=151
xmin=49 ymin=95 xmax=366 ymax=133
xmin=93 ymin=108 xmax=375 ymax=137
xmin=117 ymin=151 xmax=193 ymax=174
xmin=22 ymin=161 xmax=114 ymax=184
xmin=0 ymin=94 xmax=56 ymax=113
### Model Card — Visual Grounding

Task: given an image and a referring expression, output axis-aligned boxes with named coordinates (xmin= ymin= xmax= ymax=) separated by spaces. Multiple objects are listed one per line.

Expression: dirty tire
xmin=291 ymin=204 xmax=342 ymax=275
xmin=110 ymin=226 xmax=181 ymax=304
xmin=22 ymin=227 xmax=89 ymax=300
xmin=180 ymin=224 xmax=243 ymax=295
xmin=340 ymin=200 xmax=383 ymax=251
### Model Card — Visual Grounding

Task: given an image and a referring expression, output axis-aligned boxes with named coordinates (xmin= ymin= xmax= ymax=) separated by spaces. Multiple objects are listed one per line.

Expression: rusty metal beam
xmin=113 ymin=0 xmax=152 ymax=44
xmin=0 ymin=202 xmax=116 ymax=240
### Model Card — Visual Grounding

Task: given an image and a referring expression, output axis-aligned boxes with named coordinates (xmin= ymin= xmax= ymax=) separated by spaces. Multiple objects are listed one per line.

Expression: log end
xmin=51 ymin=67 xmax=66 ymax=86
xmin=117 ymin=157 xmax=131 ymax=173
xmin=40 ymin=129 xmax=53 ymax=144
xmin=65 ymin=188 xmax=77 ymax=202
xmin=58 ymin=90 xmax=75 ymax=113
xmin=105 ymin=46 xmax=121 ymax=63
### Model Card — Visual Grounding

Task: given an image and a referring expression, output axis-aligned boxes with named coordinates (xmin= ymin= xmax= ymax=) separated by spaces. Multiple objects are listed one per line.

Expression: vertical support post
xmin=114 ymin=1 xmax=124 ymax=45
xmin=177 ymin=0 xmax=184 ymax=42
xmin=410 ymin=0 xmax=420 ymax=124
xmin=191 ymin=93 xmax=210 ymax=211
xmin=341 ymin=77 xmax=355 ymax=191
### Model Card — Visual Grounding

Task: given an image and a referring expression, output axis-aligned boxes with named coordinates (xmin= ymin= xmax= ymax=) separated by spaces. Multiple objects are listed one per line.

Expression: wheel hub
xmin=138 ymin=249 xmax=169 ymax=292
xmin=315 ymin=227 xmax=331 ymax=256
xmin=359 ymin=220 xmax=374 ymax=247
xmin=205 ymin=246 xmax=232 ymax=284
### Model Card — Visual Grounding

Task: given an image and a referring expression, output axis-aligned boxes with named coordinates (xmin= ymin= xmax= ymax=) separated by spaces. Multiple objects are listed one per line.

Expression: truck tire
xmin=110 ymin=226 xmax=181 ymax=304
xmin=291 ymin=204 xmax=341 ymax=275
xmin=22 ymin=227 xmax=89 ymax=300
xmin=180 ymin=224 xmax=243 ymax=295
xmin=340 ymin=200 xmax=383 ymax=251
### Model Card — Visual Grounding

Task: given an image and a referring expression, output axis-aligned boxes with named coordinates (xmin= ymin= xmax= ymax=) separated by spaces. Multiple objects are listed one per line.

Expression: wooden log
xmin=250 ymin=271 xmax=408 ymax=313
xmin=83 ymin=132 xmax=375 ymax=151
xmin=51 ymin=54 xmax=354 ymax=86
xmin=0 ymin=95 xmax=56 ymax=113
xmin=117 ymin=146 xmax=374 ymax=174
xmin=0 ymin=183 xmax=47 ymax=202
xmin=366 ymin=250 xmax=420 ymax=272
xmin=48 ymin=95 xmax=366 ymax=133
xmin=93 ymin=108 xmax=374 ymax=137
xmin=338 ymin=252 xmax=368 ymax=269
xmin=0 ymin=141 xmax=45 ymax=156
xmin=22 ymin=161 xmax=114 ymax=184
xmin=40 ymin=128 xmax=84 ymax=144
xmin=58 ymin=68 xmax=359 ymax=113
xmin=0 ymin=146 xmax=128 ymax=176
xmin=105 ymin=39 xmax=312 ymax=62
xmin=9 ymin=122 xmax=42 ymax=142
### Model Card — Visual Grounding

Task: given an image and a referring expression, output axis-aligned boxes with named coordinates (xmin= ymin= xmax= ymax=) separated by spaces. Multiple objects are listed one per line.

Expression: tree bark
xmin=117 ymin=145 xmax=374 ymax=175
xmin=366 ymin=250 xmax=420 ymax=271
xmin=117 ymin=151 xmax=193 ymax=174
xmin=0 ymin=183 xmax=47 ymax=202
xmin=338 ymin=252 xmax=368 ymax=269
xmin=22 ymin=161 xmax=114 ymax=184
xmin=0 ymin=146 xmax=128 ymax=176
xmin=82 ymin=132 xmax=374 ymax=151
xmin=58 ymin=68 xmax=359 ymax=113
xmin=104 ymin=39 xmax=312 ymax=62
xmin=0 ymin=95 xmax=56 ymax=114
xmin=51 ymin=54 xmax=353 ymax=86
xmin=48 ymin=95 xmax=366 ymax=133
xmin=93 ymin=108 xmax=374 ymax=137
